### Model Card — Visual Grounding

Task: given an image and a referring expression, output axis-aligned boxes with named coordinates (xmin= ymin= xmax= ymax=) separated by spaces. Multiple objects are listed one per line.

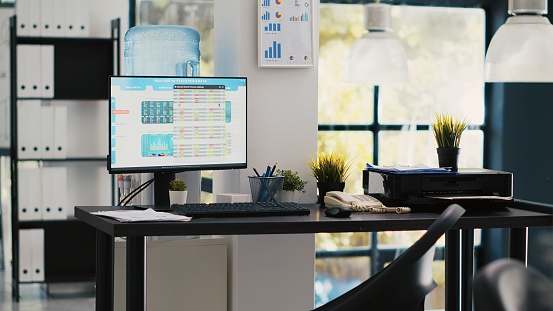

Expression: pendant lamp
xmin=485 ymin=0 xmax=553 ymax=82
xmin=345 ymin=3 xmax=408 ymax=84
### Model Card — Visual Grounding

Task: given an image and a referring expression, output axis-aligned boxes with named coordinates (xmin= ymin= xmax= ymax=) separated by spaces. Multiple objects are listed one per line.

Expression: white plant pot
xmin=281 ymin=190 xmax=295 ymax=202
xmin=169 ymin=190 xmax=188 ymax=205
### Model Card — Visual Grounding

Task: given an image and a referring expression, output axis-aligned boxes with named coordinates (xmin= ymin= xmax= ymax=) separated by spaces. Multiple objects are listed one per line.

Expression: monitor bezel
xmin=107 ymin=75 xmax=248 ymax=174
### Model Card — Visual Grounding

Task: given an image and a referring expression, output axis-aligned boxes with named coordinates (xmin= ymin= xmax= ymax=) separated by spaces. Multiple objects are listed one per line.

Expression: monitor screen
xmin=108 ymin=76 xmax=247 ymax=174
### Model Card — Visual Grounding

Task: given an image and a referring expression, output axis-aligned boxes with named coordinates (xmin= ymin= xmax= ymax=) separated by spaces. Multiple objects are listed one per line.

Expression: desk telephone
xmin=324 ymin=191 xmax=411 ymax=214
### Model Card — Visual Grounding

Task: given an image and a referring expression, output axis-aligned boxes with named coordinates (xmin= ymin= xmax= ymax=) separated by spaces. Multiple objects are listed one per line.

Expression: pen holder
xmin=248 ymin=176 xmax=284 ymax=203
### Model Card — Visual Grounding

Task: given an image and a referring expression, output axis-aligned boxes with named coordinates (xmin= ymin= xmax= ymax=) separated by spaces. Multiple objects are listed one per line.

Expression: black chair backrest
xmin=313 ymin=203 xmax=466 ymax=311
xmin=474 ymin=258 xmax=553 ymax=311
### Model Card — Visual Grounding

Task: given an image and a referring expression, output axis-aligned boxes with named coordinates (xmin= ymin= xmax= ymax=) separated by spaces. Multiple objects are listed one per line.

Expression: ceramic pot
xmin=316 ymin=182 xmax=345 ymax=207
xmin=169 ymin=190 xmax=188 ymax=205
xmin=437 ymin=147 xmax=460 ymax=171
xmin=281 ymin=190 xmax=295 ymax=202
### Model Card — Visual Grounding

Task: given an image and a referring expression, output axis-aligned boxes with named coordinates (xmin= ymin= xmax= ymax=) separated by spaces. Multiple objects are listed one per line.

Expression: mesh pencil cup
xmin=248 ymin=176 xmax=284 ymax=203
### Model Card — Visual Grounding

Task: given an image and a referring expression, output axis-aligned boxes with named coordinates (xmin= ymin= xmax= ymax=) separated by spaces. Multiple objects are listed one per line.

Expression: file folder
xmin=65 ymin=0 xmax=87 ymax=37
xmin=40 ymin=106 xmax=55 ymax=159
xmin=53 ymin=106 xmax=67 ymax=159
xmin=31 ymin=229 xmax=45 ymax=282
xmin=40 ymin=0 xmax=55 ymax=37
xmin=42 ymin=167 xmax=67 ymax=220
xmin=41 ymin=45 xmax=54 ymax=98
xmin=76 ymin=0 xmax=90 ymax=37
xmin=17 ymin=101 xmax=42 ymax=159
xmin=18 ymin=168 xmax=43 ymax=221
xmin=17 ymin=44 xmax=42 ymax=98
xmin=19 ymin=230 xmax=33 ymax=282
xmin=16 ymin=45 xmax=31 ymax=98
xmin=28 ymin=0 xmax=42 ymax=37
xmin=53 ymin=0 xmax=67 ymax=37
xmin=15 ymin=0 xmax=31 ymax=36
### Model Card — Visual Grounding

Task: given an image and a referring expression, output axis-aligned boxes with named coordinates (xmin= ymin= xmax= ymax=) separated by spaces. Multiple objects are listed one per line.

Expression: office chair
xmin=473 ymin=258 xmax=553 ymax=311
xmin=313 ymin=203 xmax=465 ymax=311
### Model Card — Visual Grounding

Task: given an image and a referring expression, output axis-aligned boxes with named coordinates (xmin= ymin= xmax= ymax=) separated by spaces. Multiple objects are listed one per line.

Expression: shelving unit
xmin=9 ymin=16 xmax=120 ymax=300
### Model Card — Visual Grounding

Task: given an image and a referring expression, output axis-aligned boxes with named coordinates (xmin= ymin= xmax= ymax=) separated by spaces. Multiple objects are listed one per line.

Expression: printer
xmin=363 ymin=168 xmax=513 ymax=207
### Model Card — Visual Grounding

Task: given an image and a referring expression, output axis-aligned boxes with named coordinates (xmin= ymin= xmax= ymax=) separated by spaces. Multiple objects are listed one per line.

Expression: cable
xmin=118 ymin=177 xmax=154 ymax=206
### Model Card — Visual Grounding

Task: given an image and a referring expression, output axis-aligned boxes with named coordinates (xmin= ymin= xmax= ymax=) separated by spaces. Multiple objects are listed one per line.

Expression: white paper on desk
xmin=92 ymin=208 xmax=192 ymax=222
xmin=425 ymin=195 xmax=513 ymax=201
xmin=366 ymin=163 xmax=452 ymax=173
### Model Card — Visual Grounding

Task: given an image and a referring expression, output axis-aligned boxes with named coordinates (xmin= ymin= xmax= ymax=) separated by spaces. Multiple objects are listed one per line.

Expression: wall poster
xmin=258 ymin=0 xmax=314 ymax=68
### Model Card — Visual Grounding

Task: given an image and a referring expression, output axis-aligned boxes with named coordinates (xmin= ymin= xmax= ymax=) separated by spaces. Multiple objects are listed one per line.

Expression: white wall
xmin=213 ymin=1 xmax=319 ymax=310
xmin=213 ymin=0 xmax=319 ymax=203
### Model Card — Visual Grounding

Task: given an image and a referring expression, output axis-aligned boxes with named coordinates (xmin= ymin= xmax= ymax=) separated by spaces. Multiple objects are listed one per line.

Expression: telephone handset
xmin=324 ymin=191 xmax=411 ymax=214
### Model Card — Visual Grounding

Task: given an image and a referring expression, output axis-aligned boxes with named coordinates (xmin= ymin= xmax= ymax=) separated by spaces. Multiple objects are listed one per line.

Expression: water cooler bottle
xmin=124 ymin=25 xmax=201 ymax=205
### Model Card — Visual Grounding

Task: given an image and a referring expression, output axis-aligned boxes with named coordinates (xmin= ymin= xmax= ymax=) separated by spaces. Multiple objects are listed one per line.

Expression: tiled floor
xmin=0 ymin=268 xmax=95 ymax=311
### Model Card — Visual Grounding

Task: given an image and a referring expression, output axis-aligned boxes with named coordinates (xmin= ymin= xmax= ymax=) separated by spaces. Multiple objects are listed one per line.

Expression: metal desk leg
xmin=445 ymin=229 xmax=460 ymax=311
xmin=461 ymin=229 xmax=474 ymax=311
xmin=127 ymin=236 xmax=145 ymax=311
xmin=96 ymin=230 xmax=114 ymax=311
xmin=509 ymin=227 xmax=527 ymax=264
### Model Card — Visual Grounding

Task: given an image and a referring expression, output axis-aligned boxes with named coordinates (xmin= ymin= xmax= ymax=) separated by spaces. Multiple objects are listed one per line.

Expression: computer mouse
xmin=324 ymin=206 xmax=352 ymax=218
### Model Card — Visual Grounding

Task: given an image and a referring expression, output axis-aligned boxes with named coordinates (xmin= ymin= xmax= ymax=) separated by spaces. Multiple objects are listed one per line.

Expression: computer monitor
xmin=108 ymin=76 xmax=247 ymax=204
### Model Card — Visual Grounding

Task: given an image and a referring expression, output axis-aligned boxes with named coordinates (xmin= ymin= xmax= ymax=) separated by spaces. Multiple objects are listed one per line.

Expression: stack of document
xmin=365 ymin=163 xmax=455 ymax=174
xmin=92 ymin=208 xmax=192 ymax=222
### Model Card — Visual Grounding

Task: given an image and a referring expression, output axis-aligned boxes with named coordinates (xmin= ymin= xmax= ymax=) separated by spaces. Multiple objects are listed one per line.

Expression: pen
xmin=270 ymin=162 xmax=277 ymax=176
xmin=253 ymin=167 xmax=261 ymax=177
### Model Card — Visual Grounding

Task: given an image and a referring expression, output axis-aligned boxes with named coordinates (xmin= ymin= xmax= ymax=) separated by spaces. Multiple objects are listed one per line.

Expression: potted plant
xmin=307 ymin=151 xmax=353 ymax=207
xmin=431 ymin=113 xmax=468 ymax=171
xmin=278 ymin=169 xmax=308 ymax=202
xmin=168 ymin=178 xmax=188 ymax=205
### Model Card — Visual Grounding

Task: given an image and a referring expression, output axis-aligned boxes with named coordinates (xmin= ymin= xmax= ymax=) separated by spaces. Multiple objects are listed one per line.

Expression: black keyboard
xmin=171 ymin=202 xmax=310 ymax=218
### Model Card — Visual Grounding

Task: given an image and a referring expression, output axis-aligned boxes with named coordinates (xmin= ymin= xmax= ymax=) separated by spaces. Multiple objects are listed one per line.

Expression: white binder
xmin=16 ymin=45 xmax=31 ymax=98
xmin=28 ymin=0 xmax=42 ymax=37
xmin=28 ymin=45 xmax=43 ymax=98
xmin=18 ymin=168 xmax=43 ymax=221
xmin=62 ymin=0 xmax=90 ymax=37
xmin=18 ymin=169 xmax=33 ymax=221
xmin=15 ymin=0 xmax=31 ymax=37
xmin=40 ymin=0 xmax=56 ymax=37
xmin=19 ymin=230 xmax=34 ymax=282
xmin=53 ymin=106 xmax=67 ymax=159
xmin=17 ymin=101 xmax=42 ymax=159
xmin=41 ymin=45 xmax=55 ymax=98
xmin=42 ymin=167 xmax=67 ymax=220
xmin=30 ymin=229 xmax=45 ymax=282
xmin=40 ymin=106 xmax=55 ymax=159
xmin=53 ymin=0 xmax=67 ymax=37
xmin=76 ymin=0 xmax=90 ymax=37
xmin=65 ymin=0 xmax=79 ymax=37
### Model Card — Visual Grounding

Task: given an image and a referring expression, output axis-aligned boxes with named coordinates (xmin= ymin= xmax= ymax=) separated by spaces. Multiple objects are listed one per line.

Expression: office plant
xmin=169 ymin=178 xmax=188 ymax=191
xmin=431 ymin=113 xmax=468 ymax=171
xmin=278 ymin=169 xmax=308 ymax=202
xmin=280 ymin=169 xmax=308 ymax=193
xmin=307 ymin=151 xmax=353 ymax=207
xmin=169 ymin=178 xmax=188 ymax=204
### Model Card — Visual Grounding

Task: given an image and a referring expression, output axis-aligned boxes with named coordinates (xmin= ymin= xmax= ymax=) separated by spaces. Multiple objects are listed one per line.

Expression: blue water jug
xmin=124 ymin=25 xmax=201 ymax=76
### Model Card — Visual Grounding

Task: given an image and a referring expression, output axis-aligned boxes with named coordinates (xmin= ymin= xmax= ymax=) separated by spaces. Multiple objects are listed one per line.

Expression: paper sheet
xmin=92 ymin=208 xmax=192 ymax=222
xmin=366 ymin=163 xmax=455 ymax=174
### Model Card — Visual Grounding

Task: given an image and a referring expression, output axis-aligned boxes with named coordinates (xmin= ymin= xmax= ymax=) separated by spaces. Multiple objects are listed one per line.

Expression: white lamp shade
xmin=485 ymin=15 xmax=553 ymax=82
xmin=345 ymin=32 xmax=408 ymax=84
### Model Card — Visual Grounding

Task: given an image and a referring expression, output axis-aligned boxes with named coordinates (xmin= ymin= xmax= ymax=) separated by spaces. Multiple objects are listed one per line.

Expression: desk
xmin=75 ymin=200 xmax=552 ymax=311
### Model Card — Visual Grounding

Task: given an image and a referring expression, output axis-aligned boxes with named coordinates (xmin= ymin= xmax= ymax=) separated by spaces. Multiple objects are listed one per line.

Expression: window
xmin=317 ymin=4 xmax=485 ymax=309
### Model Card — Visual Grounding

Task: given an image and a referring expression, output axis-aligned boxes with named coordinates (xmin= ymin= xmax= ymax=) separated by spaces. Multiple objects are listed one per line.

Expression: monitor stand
xmin=134 ymin=172 xmax=175 ymax=211
xmin=154 ymin=172 xmax=174 ymax=207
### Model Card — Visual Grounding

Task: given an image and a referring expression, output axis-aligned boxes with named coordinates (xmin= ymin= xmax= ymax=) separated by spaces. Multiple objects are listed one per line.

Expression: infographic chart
xmin=258 ymin=0 xmax=313 ymax=67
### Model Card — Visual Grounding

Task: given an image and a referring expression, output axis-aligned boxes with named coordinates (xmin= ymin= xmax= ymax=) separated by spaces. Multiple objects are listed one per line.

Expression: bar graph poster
xmin=258 ymin=0 xmax=314 ymax=68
